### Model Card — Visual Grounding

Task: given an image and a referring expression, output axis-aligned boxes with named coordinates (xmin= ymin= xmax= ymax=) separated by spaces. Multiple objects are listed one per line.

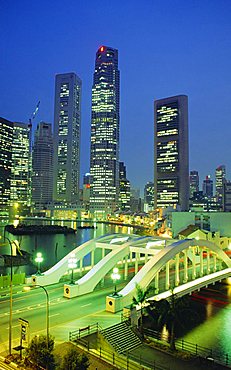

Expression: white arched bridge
xmin=26 ymin=233 xmax=231 ymax=313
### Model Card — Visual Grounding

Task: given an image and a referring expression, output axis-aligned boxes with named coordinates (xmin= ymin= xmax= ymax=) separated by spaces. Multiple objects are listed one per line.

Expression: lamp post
xmin=24 ymin=285 xmax=49 ymax=348
xmin=35 ymin=252 xmax=43 ymax=275
xmin=68 ymin=253 xmax=77 ymax=284
xmin=111 ymin=267 xmax=120 ymax=296
xmin=4 ymin=236 xmax=13 ymax=355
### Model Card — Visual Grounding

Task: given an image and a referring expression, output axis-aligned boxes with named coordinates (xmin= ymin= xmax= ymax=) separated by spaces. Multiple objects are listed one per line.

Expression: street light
xmin=23 ymin=285 xmax=49 ymax=348
xmin=35 ymin=252 xmax=43 ymax=275
xmin=111 ymin=267 xmax=120 ymax=296
xmin=68 ymin=253 xmax=77 ymax=284
xmin=4 ymin=236 xmax=21 ymax=355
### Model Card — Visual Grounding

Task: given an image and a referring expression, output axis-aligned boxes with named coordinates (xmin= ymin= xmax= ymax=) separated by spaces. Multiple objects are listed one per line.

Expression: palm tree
xmin=149 ymin=288 xmax=192 ymax=351
xmin=132 ymin=283 xmax=154 ymax=334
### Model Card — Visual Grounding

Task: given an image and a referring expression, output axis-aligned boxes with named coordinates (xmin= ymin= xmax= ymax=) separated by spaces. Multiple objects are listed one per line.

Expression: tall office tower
xmin=189 ymin=170 xmax=199 ymax=199
xmin=118 ymin=162 xmax=130 ymax=211
xmin=215 ymin=165 xmax=226 ymax=206
xmin=223 ymin=179 xmax=231 ymax=212
xmin=0 ymin=117 xmax=13 ymax=215
xmin=90 ymin=46 xmax=120 ymax=216
xmin=32 ymin=122 xmax=53 ymax=209
xmin=82 ymin=172 xmax=91 ymax=208
xmin=53 ymin=73 xmax=82 ymax=204
xmin=154 ymin=95 xmax=189 ymax=211
xmin=203 ymin=175 xmax=213 ymax=198
xmin=10 ymin=122 xmax=30 ymax=210
xmin=144 ymin=181 xmax=154 ymax=211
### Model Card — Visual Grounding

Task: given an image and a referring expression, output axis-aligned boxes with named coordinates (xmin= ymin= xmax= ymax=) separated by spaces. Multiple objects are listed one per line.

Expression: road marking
xmin=81 ymin=303 xmax=92 ymax=307
xmin=50 ymin=313 xmax=60 ymax=318
xmin=6 ymin=324 xmax=20 ymax=330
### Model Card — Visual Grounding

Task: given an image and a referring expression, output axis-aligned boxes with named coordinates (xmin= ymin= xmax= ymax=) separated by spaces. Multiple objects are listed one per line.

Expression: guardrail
xmin=69 ymin=322 xmax=101 ymax=342
xmin=143 ymin=328 xmax=231 ymax=368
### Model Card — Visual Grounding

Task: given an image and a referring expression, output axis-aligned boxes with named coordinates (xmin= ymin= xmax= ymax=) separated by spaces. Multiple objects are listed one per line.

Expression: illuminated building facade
xmin=119 ymin=162 xmax=130 ymax=211
xmin=10 ymin=122 xmax=30 ymax=209
xmin=154 ymin=95 xmax=189 ymax=211
xmin=215 ymin=165 xmax=226 ymax=206
xmin=223 ymin=180 xmax=231 ymax=212
xmin=203 ymin=175 xmax=213 ymax=198
xmin=0 ymin=117 xmax=13 ymax=215
xmin=53 ymin=73 xmax=82 ymax=203
xmin=144 ymin=181 xmax=154 ymax=211
xmin=189 ymin=170 xmax=199 ymax=199
xmin=90 ymin=46 xmax=120 ymax=215
xmin=32 ymin=122 xmax=53 ymax=209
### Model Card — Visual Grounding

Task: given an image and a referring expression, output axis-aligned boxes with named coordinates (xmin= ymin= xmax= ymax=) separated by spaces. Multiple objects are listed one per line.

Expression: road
xmin=0 ymin=282 xmax=122 ymax=356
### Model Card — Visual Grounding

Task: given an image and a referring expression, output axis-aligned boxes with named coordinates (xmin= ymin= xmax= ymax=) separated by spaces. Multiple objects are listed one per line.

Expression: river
xmin=1 ymin=218 xmax=231 ymax=357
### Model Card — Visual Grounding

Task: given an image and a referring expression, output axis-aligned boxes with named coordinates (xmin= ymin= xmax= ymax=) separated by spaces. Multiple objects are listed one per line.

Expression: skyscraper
xmin=189 ymin=170 xmax=199 ymax=199
xmin=154 ymin=95 xmax=189 ymax=211
xmin=32 ymin=122 xmax=53 ymax=209
xmin=0 ymin=117 xmax=13 ymax=215
xmin=215 ymin=165 xmax=226 ymax=206
xmin=202 ymin=175 xmax=213 ymax=199
xmin=144 ymin=181 xmax=154 ymax=211
xmin=53 ymin=73 xmax=82 ymax=204
xmin=119 ymin=162 xmax=130 ymax=211
xmin=11 ymin=122 xmax=30 ymax=210
xmin=90 ymin=46 xmax=120 ymax=216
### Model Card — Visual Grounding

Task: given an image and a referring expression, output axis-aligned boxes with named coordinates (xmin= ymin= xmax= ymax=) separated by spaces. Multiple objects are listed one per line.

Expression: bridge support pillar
xmin=175 ymin=254 xmax=180 ymax=286
xmin=200 ymin=250 xmax=204 ymax=277
xmin=154 ymin=272 xmax=159 ymax=293
xmin=91 ymin=250 xmax=95 ymax=268
xmin=207 ymin=251 xmax=210 ymax=274
xmin=145 ymin=252 xmax=148 ymax=264
xmin=192 ymin=248 xmax=196 ymax=280
xmin=130 ymin=251 xmax=133 ymax=263
xmin=213 ymin=254 xmax=217 ymax=272
xmin=124 ymin=256 xmax=128 ymax=280
xmin=165 ymin=261 xmax=170 ymax=290
xmin=80 ymin=258 xmax=83 ymax=276
xmin=135 ymin=254 xmax=138 ymax=274
xmin=183 ymin=251 xmax=188 ymax=283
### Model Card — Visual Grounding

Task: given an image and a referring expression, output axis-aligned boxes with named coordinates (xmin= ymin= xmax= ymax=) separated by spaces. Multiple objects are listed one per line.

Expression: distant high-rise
xmin=144 ymin=181 xmax=154 ymax=211
xmin=154 ymin=95 xmax=189 ymax=210
xmin=223 ymin=179 xmax=231 ymax=212
xmin=53 ymin=73 xmax=82 ymax=203
xmin=119 ymin=162 xmax=130 ymax=211
xmin=189 ymin=170 xmax=199 ymax=199
xmin=0 ymin=117 xmax=13 ymax=215
xmin=32 ymin=122 xmax=53 ymax=209
xmin=90 ymin=46 xmax=120 ymax=215
xmin=215 ymin=165 xmax=226 ymax=206
xmin=203 ymin=175 xmax=213 ymax=198
xmin=11 ymin=122 xmax=30 ymax=209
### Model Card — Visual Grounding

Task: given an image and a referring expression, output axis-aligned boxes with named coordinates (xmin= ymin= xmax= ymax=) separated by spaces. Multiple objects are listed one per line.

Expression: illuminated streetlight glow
xmin=35 ymin=252 xmax=43 ymax=275
xmin=111 ymin=267 xmax=120 ymax=296
xmin=23 ymin=285 xmax=49 ymax=348
xmin=68 ymin=253 xmax=77 ymax=284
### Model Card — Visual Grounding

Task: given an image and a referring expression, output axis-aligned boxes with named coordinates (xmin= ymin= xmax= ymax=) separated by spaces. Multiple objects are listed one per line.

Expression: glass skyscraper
xmin=53 ymin=73 xmax=82 ymax=204
xmin=90 ymin=46 xmax=120 ymax=216
xmin=32 ymin=122 xmax=53 ymax=209
xmin=154 ymin=95 xmax=189 ymax=211
xmin=11 ymin=122 xmax=30 ymax=209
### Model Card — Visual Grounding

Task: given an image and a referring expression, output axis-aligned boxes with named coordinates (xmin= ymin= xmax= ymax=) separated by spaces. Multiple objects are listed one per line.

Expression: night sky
xmin=1 ymin=0 xmax=231 ymax=194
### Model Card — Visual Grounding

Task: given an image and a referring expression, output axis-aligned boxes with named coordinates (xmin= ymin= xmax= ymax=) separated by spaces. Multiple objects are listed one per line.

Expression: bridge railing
xmin=69 ymin=322 xmax=101 ymax=341
xmin=143 ymin=328 xmax=230 ymax=368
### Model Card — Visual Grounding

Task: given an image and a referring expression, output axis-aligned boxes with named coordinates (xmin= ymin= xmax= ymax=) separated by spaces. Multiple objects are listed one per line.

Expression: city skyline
xmin=1 ymin=1 xmax=231 ymax=191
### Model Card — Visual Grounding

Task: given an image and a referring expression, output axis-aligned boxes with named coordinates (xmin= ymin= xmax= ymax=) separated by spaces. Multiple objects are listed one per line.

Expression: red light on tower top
xmin=100 ymin=46 xmax=104 ymax=52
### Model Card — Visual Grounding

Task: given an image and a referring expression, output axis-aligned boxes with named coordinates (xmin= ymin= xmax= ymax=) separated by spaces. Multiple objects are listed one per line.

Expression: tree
xmin=60 ymin=348 xmax=89 ymax=370
xmin=148 ymin=289 xmax=193 ymax=351
xmin=132 ymin=283 xmax=154 ymax=333
xmin=25 ymin=335 xmax=55 ymax=370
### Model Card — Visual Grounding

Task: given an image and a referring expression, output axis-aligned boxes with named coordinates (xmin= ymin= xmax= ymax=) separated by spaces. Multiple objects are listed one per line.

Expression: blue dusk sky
xmin=1 ymin=0 xmax=231 ymax=194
